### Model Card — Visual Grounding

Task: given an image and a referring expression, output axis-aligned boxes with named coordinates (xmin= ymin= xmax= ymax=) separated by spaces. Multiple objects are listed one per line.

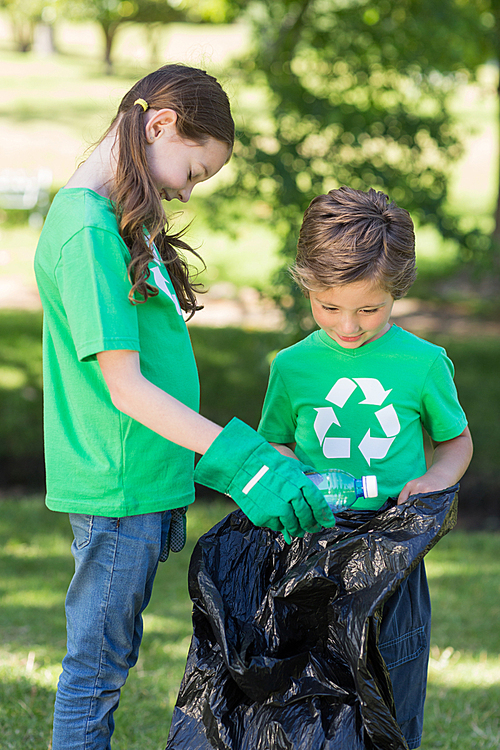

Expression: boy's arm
xmin=397 ymin=426 xmax=473 ymax=504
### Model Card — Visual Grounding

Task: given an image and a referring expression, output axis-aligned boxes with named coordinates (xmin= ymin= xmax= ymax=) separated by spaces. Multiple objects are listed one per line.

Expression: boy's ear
xmin=144 ymin=108 xmax=178 ymax=142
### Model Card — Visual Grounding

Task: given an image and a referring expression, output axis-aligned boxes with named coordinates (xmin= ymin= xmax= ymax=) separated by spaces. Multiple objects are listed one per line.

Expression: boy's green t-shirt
xmin=34 ymin=188 xmax=200 ymax=516
xmin=258 ymin=326 xmax=467 ymax=509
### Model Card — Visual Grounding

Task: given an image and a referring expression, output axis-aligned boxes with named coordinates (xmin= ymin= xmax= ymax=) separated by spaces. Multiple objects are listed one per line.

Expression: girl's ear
xmin=144 ymin=108 xmax=178 ymax=143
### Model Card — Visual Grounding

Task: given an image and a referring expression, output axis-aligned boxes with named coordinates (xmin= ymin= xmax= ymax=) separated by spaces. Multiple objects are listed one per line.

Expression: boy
xmin=257 ymin=186 xmax=473 ymax=748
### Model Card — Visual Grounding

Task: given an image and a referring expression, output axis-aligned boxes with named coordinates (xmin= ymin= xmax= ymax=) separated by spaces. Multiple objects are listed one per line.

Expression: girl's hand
xmin=97 ymin=350 xmax=335 ymax=539
xmin=194 ymin=418 xmax=336 ymax=538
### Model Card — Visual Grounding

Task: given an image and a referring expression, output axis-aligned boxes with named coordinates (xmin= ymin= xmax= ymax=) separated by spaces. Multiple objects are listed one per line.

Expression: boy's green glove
xmin=194 ymin=418 xmax=336 ymax=538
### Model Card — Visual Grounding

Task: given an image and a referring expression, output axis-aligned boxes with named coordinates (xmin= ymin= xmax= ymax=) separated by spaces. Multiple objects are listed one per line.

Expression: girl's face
xmin=144 ymin=110 xmax=230 ymax=203
xmin=309 ymin=279 xmax=395 ymax=349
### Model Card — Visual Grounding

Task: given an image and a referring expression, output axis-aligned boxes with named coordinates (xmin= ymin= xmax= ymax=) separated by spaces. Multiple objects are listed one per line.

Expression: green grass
xmin=0 ymin=495 xmax=237 ymax=750
xmin=422 ymin=532 xmax=500 ymax=749
xmin=0 ymin=497 xmax=498 ymax=749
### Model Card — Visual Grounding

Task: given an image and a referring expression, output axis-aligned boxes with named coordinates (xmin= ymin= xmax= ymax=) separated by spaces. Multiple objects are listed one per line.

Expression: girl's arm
xmin=97 ymin=349 xmax=337 ymax=539
xmin=97 ymin=349 xmax=223 ymax=454
xmin=397 ymin=426 xmax=473 ymax=504
xmin=271 ymin=443 xmax=299 ymax=460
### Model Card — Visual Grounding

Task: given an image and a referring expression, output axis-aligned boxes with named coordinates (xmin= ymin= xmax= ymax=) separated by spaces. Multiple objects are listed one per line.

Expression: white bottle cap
xmin=362 ymin=475 xmax=378 ymax=498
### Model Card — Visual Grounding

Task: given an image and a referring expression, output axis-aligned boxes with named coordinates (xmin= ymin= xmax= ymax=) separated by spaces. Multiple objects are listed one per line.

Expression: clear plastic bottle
xmin=305 ymin=468 xmax=378 ymax=511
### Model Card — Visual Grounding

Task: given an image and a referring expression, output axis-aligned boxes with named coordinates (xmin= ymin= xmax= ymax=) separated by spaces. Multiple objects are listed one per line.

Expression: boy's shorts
xmin=379 ymin=561 xmax=431 ymax=750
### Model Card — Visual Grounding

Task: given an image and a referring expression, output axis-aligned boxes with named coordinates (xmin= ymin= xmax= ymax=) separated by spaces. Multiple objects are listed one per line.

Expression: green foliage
xmin=200 ymin=0 xmax=499 ymax=323
xmin=59 ymin=0 xmax=188 ymax=69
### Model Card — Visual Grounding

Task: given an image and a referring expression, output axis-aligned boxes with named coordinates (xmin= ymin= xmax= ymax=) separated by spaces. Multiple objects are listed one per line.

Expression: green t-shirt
xmin=34 ymin=188 xmax=200 ymax=516
xmin=258 ymin=325 xmax=467 ymax=509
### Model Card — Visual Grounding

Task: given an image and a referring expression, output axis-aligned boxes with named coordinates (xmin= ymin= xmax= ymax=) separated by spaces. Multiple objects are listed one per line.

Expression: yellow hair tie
xmin=134 ymin=98 xmax=149 ymax=112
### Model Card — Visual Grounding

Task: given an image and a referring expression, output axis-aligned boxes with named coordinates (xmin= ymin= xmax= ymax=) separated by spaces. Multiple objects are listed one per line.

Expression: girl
xmin=34 ymin=64 xmax=334 ymax=750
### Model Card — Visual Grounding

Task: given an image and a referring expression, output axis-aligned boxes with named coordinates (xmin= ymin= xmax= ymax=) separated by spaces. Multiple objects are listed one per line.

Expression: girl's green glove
xmin=194 ymin=418 xmax=336 ymax=539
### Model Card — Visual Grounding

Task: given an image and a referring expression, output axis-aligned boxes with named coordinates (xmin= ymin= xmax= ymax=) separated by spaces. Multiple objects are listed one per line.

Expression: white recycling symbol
xmin=148 ymin=242 xmax=182 ymax=316
xmin=313 ymin=377 xmax=400 ymax=466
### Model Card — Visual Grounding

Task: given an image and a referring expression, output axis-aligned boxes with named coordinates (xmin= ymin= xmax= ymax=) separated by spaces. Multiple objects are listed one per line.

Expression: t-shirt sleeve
xmin=420 ymin=350 xmax=468 ymax=442
xmin=56 ymin=227 xmax=141 ymax=361
xmin=258 ymin=358 xmax=297 ymax=444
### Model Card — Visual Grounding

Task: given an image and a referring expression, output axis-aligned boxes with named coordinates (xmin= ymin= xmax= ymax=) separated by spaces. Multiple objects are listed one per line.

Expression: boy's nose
xmin=339 ymin=315 xmax=360 ymax=334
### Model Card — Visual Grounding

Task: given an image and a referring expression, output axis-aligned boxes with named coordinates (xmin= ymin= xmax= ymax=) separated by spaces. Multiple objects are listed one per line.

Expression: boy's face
xmin=309 ymin=280 xmax=395 ymax=349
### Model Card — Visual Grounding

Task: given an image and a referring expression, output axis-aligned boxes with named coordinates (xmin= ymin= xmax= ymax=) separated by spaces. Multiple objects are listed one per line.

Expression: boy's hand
xmin=397 ymin=427 xmax=473 ymax=504
xmin=397 ymin=472 xmax=454 ymax=504
xmin=194 ymin=418 xmax=336 ymax=538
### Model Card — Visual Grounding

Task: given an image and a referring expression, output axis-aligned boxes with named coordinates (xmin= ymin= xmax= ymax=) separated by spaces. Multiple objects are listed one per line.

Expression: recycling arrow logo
xmin=313 ymin=377 xmax=400 ymax=466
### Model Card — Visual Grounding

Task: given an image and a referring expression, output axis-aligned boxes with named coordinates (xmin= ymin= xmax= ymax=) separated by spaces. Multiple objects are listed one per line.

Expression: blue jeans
xmin=379 ymin=561 xmax=431 ymax=750
xmin=52 ymin=511 xmax=172 ymax=750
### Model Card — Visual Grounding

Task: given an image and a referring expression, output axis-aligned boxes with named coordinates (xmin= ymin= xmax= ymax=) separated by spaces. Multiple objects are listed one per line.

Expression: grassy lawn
xmin=0 ymin=496 xmax=498 ymax=749
xmin=422 ymin=532 xmax=500 ymax=749
xmin=0 ymin=495 xmax=237 ymax=750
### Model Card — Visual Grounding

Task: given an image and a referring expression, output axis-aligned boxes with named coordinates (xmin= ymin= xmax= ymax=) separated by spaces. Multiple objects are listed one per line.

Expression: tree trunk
xmin=145 ymin=23 xmax=163 ymax=69
xmin=12 ymin=20 xmax=34 ymax=52
xmin=34 ymin=23 xmax=57 ymax=56
xmin=490 ymin=5 xmax=500 ymax=271
xmin=101 ymin=21 xmax=121 ymax=75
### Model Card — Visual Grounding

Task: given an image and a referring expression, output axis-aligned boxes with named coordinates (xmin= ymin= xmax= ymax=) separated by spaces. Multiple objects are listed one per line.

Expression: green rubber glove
xmin=194 ymin=418 xmax=336 ymax=538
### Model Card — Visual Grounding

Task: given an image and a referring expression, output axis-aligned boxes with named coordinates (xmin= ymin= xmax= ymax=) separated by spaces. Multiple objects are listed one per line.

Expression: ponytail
xmin=105 ymin=65 xmax=234 ymax=316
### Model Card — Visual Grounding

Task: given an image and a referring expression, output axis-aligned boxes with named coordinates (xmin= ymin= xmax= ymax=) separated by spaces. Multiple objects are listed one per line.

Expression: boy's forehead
xmin=313 ymin=280 xmax=393 ymax=304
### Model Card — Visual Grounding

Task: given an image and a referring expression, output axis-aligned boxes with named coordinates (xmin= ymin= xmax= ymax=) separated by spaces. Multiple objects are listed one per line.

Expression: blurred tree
xmin=456 ymin=0 xmax=500 ymax=254
xmin=66 ymin=0 xmax=241 ymax=71
xmin=206 ymin=0 xmax=497 ymax=323
xmin=134 ymin=0 xmax=241 ymax=67
xmin=0 ymin=0 xmax=239 ymax=70
xmin=1 ymin=0 xmax=58 ymax=51
xmin=60 ymin=0 xmax=186 ymax=72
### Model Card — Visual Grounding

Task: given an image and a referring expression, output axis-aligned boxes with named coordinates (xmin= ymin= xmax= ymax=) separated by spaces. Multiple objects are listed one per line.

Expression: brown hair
xmin=292 ymin=187 xmax=416 ymax=300
xmin=105 ymin=64 xmax=235 ymax=315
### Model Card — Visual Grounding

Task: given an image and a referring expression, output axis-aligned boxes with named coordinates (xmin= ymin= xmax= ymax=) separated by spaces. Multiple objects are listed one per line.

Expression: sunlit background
xmin=1 ymin=2 xmax=499 ymax=748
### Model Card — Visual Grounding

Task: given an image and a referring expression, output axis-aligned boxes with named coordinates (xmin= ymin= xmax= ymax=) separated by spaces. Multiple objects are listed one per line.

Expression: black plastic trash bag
xmin=166 ymin=487 xmax=458 ymax=750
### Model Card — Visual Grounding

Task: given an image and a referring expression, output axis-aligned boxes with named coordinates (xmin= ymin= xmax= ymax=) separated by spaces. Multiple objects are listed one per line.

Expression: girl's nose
xmin=178 ymin=187 xmax=193 ymax=203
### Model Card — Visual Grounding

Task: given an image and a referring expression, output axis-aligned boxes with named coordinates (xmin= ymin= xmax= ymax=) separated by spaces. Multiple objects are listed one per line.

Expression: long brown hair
xmin=105 ymin=64 xmax=234 ymax=316
xmin=292 ymin=187 xmax=416 ymax=300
